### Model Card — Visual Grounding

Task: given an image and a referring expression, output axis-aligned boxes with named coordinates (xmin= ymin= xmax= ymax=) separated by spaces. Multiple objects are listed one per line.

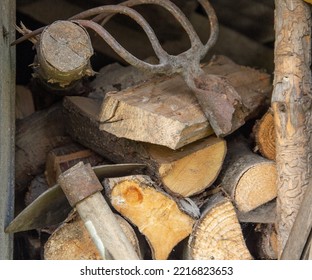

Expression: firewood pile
xmin=11 ymin=0 xmax=311 ymax=260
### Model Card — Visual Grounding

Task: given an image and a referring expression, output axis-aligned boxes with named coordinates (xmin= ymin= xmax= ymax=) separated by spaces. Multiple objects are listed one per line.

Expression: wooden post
xmin=272 ymin=0 xmax=312 ymax=258
xmin=0 ymin=0 xmax=15 ymax=259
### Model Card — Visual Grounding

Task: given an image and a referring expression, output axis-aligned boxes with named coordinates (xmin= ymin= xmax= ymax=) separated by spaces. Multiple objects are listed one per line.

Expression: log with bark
xmin=104 ymin=175 xmax=197 ymax=260
xmin=217 ymin=137 xmax=277 ymax=212
xmin=15 ymin=103 xmax=71 ymax=193
xmin=272 ymin=0 xmax=312 ymax=258
xmin=256 ymin=223 xmax=278 ymax=260
xmin=32 ymin=20 xmax=94 ymax=88
xmin=185 ymin=193 xmax=253 ymax=260
xmin=63 ymin=96 xmax=226 ymax=197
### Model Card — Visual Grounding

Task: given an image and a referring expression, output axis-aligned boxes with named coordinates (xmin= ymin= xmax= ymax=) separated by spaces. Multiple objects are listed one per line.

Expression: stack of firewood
xmin=16 ymin=52 xmax=280 ymax=259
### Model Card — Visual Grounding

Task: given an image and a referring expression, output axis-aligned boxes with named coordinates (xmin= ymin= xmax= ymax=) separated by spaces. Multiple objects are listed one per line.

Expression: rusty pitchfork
xmin=13 ymin=0 xmax=246 ymax=136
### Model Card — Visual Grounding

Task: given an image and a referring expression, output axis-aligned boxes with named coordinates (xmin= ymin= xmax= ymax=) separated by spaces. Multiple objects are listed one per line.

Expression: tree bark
xmin=272 ymin=0 xmax=312 ymax=258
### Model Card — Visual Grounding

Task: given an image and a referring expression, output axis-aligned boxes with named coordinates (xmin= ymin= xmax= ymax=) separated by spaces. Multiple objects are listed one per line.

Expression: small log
xmin=236 ymin=200 xmax=276 ymax=224
xmin=44 ymin=211 xmax=141 ymax=260
xmin=34 ymin=20 xmax=94 ymax=88
xmin=104 ymin=175 xmax=196 ymax=260
xmin=185 ymin=193 xmax=253 ymax=260
xmin=45 ymin=142 xmax=104 ymax=186
xmin=63 ymin=96 xmax=226 ymax=197
xmin=253 ymin=109 xmax=275 ymax=160
xmin=217 ymin=137 xmax=277 ymax=213
xmin=98 ymin=56 xmax=271 ymax=149
xmin=256 ymin=224 xmax=278 ymax=260
xmin=15 ymin=103 xmax=71 ymax=193
xmin=15 ymin=85 xmax=35 ymax=120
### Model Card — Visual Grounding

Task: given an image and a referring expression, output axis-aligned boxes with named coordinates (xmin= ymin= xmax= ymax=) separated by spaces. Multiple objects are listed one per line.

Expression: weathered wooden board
xmin=0 ymin=0 xmax=15 ymax=260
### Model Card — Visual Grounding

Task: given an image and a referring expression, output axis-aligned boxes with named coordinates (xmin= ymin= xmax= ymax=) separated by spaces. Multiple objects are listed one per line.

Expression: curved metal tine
xmin=11 ymin=26 xmax=45 ymax=46
xmin=198 ymin=0 xmax=219 ymax=59
xmin=70 ymin=5 xmax=169 ymax=66
xmin=74 ymin=19 xmax=168 ymax=73
xmin=90 ymin=0 xmax=204 ymax=51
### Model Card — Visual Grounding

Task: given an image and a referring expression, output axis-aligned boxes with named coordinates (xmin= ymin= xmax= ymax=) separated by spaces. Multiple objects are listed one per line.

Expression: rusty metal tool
xmin=12 ymin=0 xmax=246 ymax=137
xmin=57 ymin=162 xmax=140 ymax=259
xmin=5 ymin=163 xmax=145 ymax=234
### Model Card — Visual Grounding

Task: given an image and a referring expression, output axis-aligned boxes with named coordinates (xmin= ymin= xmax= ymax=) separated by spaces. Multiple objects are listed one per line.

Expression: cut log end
xmin=253 ymin=110 xmax=276 ymax=160
xmin=44 ymin=211 xmax=141 ymax=260
xmin=44 ymin=212 xmax=102 ymax=260
xmin=155 ymin=137 xmax=227 ymax=197
xmin=186 ymin=194 xmax=253 ymax=260
xmin=235 ymin=163 xmax=277 ymax=212
xmin=105 ymin=175 xmax=195 ymax=260
xmin=36 ymin=20 xmax=94 ymax=87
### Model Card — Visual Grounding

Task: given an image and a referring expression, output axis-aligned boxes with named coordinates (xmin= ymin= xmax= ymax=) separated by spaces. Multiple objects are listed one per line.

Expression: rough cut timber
xmin=272 ymin=0 xmax=312 ymax=257
xmin=217 ymin=137 xmax=277 ymax=213
xmin=185 ymin=193 xmax=253 ymax=260
xmin=63 ymin=96 xmax=226 ymax=197
xmin=44 ymin=211 xmax=142 ymax=260
xmin=253 ymin=109 xmax=275 ymax=160
xmin=104 ymin=175 xmax=196 ymax=260
xmin=15 ymin=103 xmax=71 ymax=193
xmin=98 ymin=56 xmax=271 ymax=149
xmin=45 ymin=142 xmax=104 ymax=186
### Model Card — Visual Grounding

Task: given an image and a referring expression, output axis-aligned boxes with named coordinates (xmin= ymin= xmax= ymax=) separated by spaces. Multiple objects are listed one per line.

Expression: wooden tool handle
xmin=58 ymin=162 xmax=140 ymax=260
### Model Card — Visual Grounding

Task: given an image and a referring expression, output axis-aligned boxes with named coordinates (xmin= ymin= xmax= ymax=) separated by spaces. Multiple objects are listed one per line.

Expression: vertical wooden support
xmin=272 ymin=0 xmax=312 ymax=258
xmin=0 ymin=0 xmax=15 ymax=259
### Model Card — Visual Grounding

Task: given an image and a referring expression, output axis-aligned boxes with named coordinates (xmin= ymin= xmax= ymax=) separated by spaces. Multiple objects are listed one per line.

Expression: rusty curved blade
xmin=5 ymin=163 xmax=145 ymax=233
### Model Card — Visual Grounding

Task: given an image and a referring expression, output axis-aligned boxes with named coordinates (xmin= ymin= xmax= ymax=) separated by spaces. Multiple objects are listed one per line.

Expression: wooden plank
xmin=0 ymin=0 xmax=15 ymax=260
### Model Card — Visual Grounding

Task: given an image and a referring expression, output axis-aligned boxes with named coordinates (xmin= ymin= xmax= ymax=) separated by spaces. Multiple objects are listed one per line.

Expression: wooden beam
xmin=0 ymin=0 xmax=15 ymax=260
xmin=272 ymin=0 xmax=312 ymax=258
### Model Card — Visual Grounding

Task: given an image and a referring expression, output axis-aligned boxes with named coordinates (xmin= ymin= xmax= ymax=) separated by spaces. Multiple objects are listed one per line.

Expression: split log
xmin=272 ymin=0 xmax=312 ymax=257
xmin=33 ymin=20 xmax=94 ymax=88
xmin=253 ymin=109 xmax=275 ymax=160
xmin=44 ymin=211 xmax=142 ymax=260
xmin=98 ymin=56 xmax=271 ymax=149
xmin=185 ymin=193 xmax=253 ymax=260
xmin=15 ymin=103 xmax=71 ymax=193
xmin=63 ymin=96 xmax=226 ymax=197
xmin=104 ymin=175 xmax=196 ymax=260
xmin=45 ymin=142 xmax=104 ymax=186
xmin=217 ymin=137 xmax=277 ymax=212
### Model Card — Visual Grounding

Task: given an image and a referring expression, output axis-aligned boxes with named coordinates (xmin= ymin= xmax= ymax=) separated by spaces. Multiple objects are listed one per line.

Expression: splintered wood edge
xmin=235 ymin=162 xmax=277 ymax=212
xmin=186 ymin=194 xmax=253 ymax=260
xmin=44 ymin=211 xmax=141 ymax=260
xmin=253 ymin=110 xmax=276 ymax=160
xmin=157 ymin=137 xmax=227 ymax=197
xmin=105 ymin=175 xmax=195 ymax=260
